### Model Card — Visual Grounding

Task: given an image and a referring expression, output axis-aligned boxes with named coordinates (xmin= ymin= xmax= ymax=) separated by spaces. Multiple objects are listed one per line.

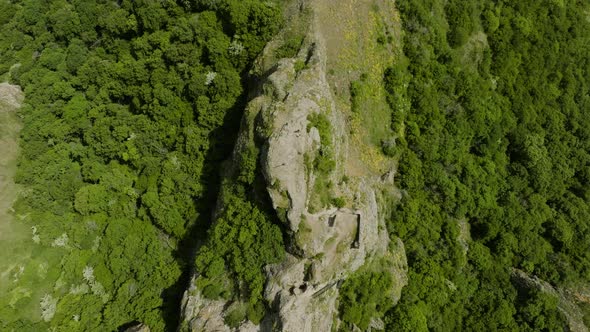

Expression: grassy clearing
xmin=308 ymin=175 xmax=333 ymax=213
xmin=0 ymin=87 xmax=24 ymax=242
xmin=0 ymin=85 xmax=61 ymax=326
xmin=315 ymin=0 xmax=402 ymax=175
xmin=0 ymin=86 xmax=51 ymax=324
xmin=350 ymin=75 xmax=392 ymax=147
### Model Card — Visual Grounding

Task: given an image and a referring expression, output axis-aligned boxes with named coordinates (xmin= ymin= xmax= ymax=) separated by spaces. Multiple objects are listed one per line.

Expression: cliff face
xmin=179 ymin=1 xmax=407 ymax=331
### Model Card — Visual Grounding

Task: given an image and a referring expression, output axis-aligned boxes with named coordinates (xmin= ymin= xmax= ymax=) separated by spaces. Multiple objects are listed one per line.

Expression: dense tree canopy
xmin=382 ymin=0 xmax=590 ymax=330
xmin=2 ymin=0 xmax=590 ymax=330
xmin=0 ymin=0 xmax=282 ymax=330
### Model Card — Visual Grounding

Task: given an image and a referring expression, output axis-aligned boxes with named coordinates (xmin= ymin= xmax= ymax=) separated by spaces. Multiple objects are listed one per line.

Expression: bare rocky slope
xmin=178 ymin=1 xmax=407 ymax=331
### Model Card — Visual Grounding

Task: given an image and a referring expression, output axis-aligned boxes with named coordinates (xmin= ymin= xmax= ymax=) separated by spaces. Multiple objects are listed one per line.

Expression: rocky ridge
xmin=179 ymin=1 xmax=407 ymax=331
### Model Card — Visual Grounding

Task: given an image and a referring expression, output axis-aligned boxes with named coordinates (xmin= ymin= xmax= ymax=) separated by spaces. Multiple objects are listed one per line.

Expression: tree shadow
xmin=160 ymin=74 xmax=256 ymax=331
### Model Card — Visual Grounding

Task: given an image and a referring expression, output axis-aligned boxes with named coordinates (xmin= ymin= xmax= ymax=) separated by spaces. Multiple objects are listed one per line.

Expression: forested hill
xmin=0 ymin=0 xmax=282 ymax=330
xmin=1 ymin=0 xmax=590 ymax=330
xmin=384 ymin=0 xmax=590 ymax=330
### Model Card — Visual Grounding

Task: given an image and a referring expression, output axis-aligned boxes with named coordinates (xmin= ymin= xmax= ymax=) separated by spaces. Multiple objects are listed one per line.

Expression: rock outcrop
xmin=124 ymin=323 xmax=151 ymax=332
xmin=0 ymin=82 xmax=24 ymax=110
xmin=180 ymin=280 xmax=231 ymax=332
xmin=178 ymin=1 xmax=407 ymax=331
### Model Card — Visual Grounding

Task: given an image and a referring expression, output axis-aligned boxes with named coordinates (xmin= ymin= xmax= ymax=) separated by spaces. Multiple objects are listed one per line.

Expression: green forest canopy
xmin=380 ymin=0 xmax=590 ymax=330
xmin=0 ymin=0 xmax=282 ymax=330
xmin=0 ymin=0 xmax=589 ymax=331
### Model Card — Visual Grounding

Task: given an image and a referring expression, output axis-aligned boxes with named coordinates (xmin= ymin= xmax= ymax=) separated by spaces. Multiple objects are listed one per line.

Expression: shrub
xmin=331 ymin=196 xmax=346 ymax=208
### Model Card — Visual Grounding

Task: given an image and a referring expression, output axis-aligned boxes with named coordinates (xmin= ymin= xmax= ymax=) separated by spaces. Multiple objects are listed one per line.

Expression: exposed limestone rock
xmin=124 ymin=323 xmax=151 ymax=332
xmin=260 ymin=55 xmax=324 ymax=233
xmin=255 ymin=8 xmax=402 ymax=330
xmin=125 ymin=323 xmax=150 ymax=332
xmin=178 ymin=1 xmax=407 ymax=331
xmin=0 ymin=82 xmax=24 ymax=110
xmin=369 ymin=317 xmax=385 ymax=331
xmin=263 ymin=254 xmax=340 ymax=331
xmin=457 ymin=218 xmax=471 ymax=256
xmin=238 ymin=321 xmax=260 ymax=332
xmin=179 ymin=277 xmax=231 ymax=332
